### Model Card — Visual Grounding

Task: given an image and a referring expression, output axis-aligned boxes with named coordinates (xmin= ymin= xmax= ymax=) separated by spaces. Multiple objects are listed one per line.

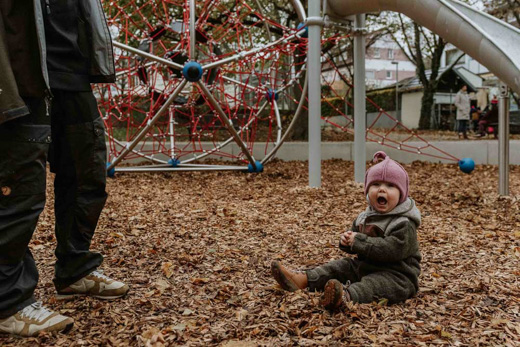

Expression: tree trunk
xmin=419 ymin=87 xmax=435 ymax=129
xmin=289 ymin=44 xmax=309 ymax=141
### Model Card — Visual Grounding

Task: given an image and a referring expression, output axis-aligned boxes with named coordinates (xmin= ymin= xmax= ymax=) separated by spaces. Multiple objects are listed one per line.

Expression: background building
xmin=365 ymin=35 xmax=416 ymax=90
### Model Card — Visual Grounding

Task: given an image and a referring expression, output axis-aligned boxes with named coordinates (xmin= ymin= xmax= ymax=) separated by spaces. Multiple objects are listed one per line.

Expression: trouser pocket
xmin=50 ymin=116 xmax=107 ymax=192
xmin=0 ymin=123 xmax=50 ymax=264
xmin=0 ymin=124 xmax=51 ymax=197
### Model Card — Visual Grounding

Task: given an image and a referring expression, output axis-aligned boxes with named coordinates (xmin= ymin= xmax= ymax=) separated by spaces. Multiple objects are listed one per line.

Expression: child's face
xmin=367 ymin=181 xmax=400 ymax=213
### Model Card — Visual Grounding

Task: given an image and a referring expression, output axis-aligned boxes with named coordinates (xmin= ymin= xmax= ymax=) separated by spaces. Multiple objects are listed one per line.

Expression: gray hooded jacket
xmin=340 ymin=198 xmax=422 ymax=289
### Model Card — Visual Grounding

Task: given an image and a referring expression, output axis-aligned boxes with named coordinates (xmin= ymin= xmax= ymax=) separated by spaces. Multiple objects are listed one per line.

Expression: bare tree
xmin=383 ymin=14 xmax=465 ymax=129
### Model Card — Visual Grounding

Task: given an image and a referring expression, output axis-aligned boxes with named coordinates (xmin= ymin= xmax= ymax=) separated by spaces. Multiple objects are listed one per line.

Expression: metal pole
xmin=308 ymin=0 xmax=322 ymax=187
xmin=498 ymin=82 xmax=510 ymax=196
xmin=107 ymin=80 xmax=188 ymax=170
xmin=353 ymin=14 xmax=366 ymax=183
xmin=197 ymin=81 xmax=257 ymax=167
xmin=189 ymin=0 xmax=196 ymax=59
xmin=391 ymin=60 xmax=399 ymax=119
xmin=395 ymin=62 xmax=399 ymax=119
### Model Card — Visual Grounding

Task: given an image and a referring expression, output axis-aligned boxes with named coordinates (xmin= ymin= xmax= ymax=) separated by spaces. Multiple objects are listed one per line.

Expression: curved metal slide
xmin=326 ymin=0 xmax=520 ymax=94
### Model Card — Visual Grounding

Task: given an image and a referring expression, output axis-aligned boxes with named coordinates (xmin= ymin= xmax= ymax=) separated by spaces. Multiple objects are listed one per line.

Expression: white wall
xmin=401 ymin=92 xmax=423 ymax=129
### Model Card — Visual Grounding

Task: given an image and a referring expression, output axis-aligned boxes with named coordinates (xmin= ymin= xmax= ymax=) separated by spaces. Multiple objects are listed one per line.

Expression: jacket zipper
xmin=44 ymin=92 xmax=52 ymax=117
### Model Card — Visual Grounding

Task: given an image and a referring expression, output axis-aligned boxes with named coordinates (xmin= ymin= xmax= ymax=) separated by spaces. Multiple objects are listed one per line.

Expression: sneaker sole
xmin=271 ymin=261 xmax=300 ymax=292
xmin=0 ymin=321 xmax=74 ymax=337
xmin=320 ymin=279 xmax=343 ymax=310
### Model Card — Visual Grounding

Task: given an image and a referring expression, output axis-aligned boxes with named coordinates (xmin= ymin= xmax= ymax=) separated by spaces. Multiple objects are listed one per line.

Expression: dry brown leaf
xmin=161 ymin=262 xmax=174 ymax=278
xmin=1 ymin=161 xmax=517 ymax=346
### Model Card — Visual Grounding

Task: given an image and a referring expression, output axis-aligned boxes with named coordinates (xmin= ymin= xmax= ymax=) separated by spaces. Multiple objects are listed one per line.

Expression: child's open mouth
xmin=377 ymin=196 xmax=387 ymax=205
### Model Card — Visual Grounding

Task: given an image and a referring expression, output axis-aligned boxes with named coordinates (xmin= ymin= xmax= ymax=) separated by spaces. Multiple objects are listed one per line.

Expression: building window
xmin=366 ymin=71 xmax=375 ymax=79
xmin=388 ymin=49 xmax=394 ymax=59
xmin=386 ymin=70 xmax=392 ymax=79
xmin=373 ymin=48 xmax=380 ymax=58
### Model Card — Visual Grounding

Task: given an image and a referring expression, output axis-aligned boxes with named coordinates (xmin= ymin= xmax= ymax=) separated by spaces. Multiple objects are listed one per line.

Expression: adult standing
xmin=454 ymin=85 xmax=471 ymax=139
xmin=0 ymin=0 xmax=128 ymax=337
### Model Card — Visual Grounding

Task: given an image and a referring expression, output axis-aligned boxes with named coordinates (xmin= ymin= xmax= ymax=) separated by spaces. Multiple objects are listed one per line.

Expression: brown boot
xmin=271 ymin=261 xmax=308 ymax=292
xmin=320 ymin=279 xmax=350 ymax=310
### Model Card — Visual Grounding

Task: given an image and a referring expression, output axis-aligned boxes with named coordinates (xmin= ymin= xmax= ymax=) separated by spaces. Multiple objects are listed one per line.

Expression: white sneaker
xmin=0 ymin=302 xmax=73 ymax=337
xmin=56 ymin=270 xmax=129 ymax=300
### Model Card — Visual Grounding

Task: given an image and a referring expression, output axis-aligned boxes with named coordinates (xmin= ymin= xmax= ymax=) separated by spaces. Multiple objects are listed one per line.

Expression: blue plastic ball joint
xmin=247 ymin=161 xmax=264 ymax=173
xmin=182 ymin=61 xmax=203 ymax=82
xmin=168 ymin=158 xmax=180 ymax=167
xmin=297 ymin=23 xmax=308 ymax=38
xmin=265 ymin=89 xmax=279 ymax=101
xmin=106 ymin=162 xmax=116 ymax=178
xmin=458 ymin=158 xmax=475 ymax=174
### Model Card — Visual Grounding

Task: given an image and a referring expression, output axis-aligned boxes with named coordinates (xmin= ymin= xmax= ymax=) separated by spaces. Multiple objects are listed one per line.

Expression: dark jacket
xmin=42 ymin=0 xmax=115 ymax=90
xmin=0 ymin=0 xmax=115 ymax=124
xmin=0 ymin=0 xmax=49 ymax=124
xmin=340 ymin=198 xmax=422 ymax=290
xmin=483 ymin=105 xmax=499 ymax=124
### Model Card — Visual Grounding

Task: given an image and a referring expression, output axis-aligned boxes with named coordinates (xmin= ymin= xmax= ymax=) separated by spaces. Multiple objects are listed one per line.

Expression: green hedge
xmin=321 ymin=88 xmax=397 ymax=117
xmin=366 ymin=89 xmax=396 ymax=112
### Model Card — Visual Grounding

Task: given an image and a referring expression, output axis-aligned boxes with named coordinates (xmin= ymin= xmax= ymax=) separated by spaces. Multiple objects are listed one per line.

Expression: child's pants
xmin=306 ymin=258 xmax=417 ymax=304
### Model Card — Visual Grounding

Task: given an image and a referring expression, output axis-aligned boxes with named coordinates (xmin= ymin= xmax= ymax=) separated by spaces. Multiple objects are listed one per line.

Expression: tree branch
xmin=398 ymin=14 xmax=417 ymax=62
xmin=389 ymin=32 xmax=415 ymax=64
xmin=437 ymin=52 xmax=465 ymax=83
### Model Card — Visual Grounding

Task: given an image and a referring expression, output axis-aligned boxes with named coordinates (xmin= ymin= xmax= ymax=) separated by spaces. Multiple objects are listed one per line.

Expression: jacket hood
xmin=357 ymin=198 xmax=421 ymax=228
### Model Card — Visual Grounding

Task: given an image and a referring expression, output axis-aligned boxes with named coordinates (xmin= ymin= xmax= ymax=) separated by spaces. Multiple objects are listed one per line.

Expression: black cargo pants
xmin=0 ymin=90 xmax=106 ymax=318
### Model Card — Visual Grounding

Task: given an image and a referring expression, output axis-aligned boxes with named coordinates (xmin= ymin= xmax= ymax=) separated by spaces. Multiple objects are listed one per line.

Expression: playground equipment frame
xmin=306 ymin=0 xmax=519 ymax=194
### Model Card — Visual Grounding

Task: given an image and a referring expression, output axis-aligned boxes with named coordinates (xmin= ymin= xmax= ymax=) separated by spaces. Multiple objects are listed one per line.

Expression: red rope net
xmin=96 ymin=1 xmax=459 ymax=167
xmin=96 ymin=0 xmax=306 ymax=165
xmin=318 ymin=34 xmax=459 ymax=163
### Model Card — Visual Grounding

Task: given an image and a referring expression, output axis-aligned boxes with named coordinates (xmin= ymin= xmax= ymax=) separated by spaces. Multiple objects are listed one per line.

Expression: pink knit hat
xmin=364 ymin=151 xmax=409 ymax=204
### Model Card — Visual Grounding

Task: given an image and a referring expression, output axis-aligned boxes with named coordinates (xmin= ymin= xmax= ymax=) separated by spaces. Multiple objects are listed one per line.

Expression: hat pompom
xmin=373 ymin=151 xmax=388 ymax=163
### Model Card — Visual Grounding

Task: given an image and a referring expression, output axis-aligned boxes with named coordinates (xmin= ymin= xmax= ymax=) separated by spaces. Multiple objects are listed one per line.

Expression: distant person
xmin=470 ymin=106 xmax=481 ymax=133
xmin=271 ymin=152 xmax=421 ymax=309
xmin=455 ymin=85 xmax=470 ymax=139
xmin=478 ymin=98 xmax=499 ymax=137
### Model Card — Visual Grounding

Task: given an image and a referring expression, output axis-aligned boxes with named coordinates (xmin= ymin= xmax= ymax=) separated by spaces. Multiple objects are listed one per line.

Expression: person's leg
xmin=346 ymin=271 xmax=416 ymax=304
xmin=478 ymin=120 xmax=487 ymax=136
xmin=49 ymin=90 xmax=106 ymax=290
xmin=457 ymin=120 xmax=463 ymax=138
xmin=0 ymin=98 xmax=49 ymax=318
xmin=462 ymin=120 xmax=468 ymax=139
xmin=306 ymin=258 xmax=361 ymax=292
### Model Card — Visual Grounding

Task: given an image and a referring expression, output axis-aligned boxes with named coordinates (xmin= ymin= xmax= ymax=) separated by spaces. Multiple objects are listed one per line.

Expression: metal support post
xmin=391 ymin=61 xmax=399 ymax=120
xmin=498 ymin=83 xmax=510 ymax=196
xmin=189 ymin=0 xmax=196 ymax=59
xmin=308 ymin=0 xmax=322 ymax=187
xmin=353 ymin=14 xmax=366 ymax=183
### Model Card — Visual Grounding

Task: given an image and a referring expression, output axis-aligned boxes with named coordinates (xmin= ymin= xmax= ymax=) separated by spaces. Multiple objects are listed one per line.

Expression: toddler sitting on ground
xmin=272 ymin=151 xmax=421 ymax=309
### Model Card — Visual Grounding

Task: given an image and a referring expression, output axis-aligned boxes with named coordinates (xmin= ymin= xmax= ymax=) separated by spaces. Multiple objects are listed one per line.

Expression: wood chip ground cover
xmin=1 ymin=160 xmax=519 ymax=346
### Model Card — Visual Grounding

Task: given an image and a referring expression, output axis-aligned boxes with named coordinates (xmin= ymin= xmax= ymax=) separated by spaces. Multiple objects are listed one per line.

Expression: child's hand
xmin=340 ymin=231 xmax=357 ymax=246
